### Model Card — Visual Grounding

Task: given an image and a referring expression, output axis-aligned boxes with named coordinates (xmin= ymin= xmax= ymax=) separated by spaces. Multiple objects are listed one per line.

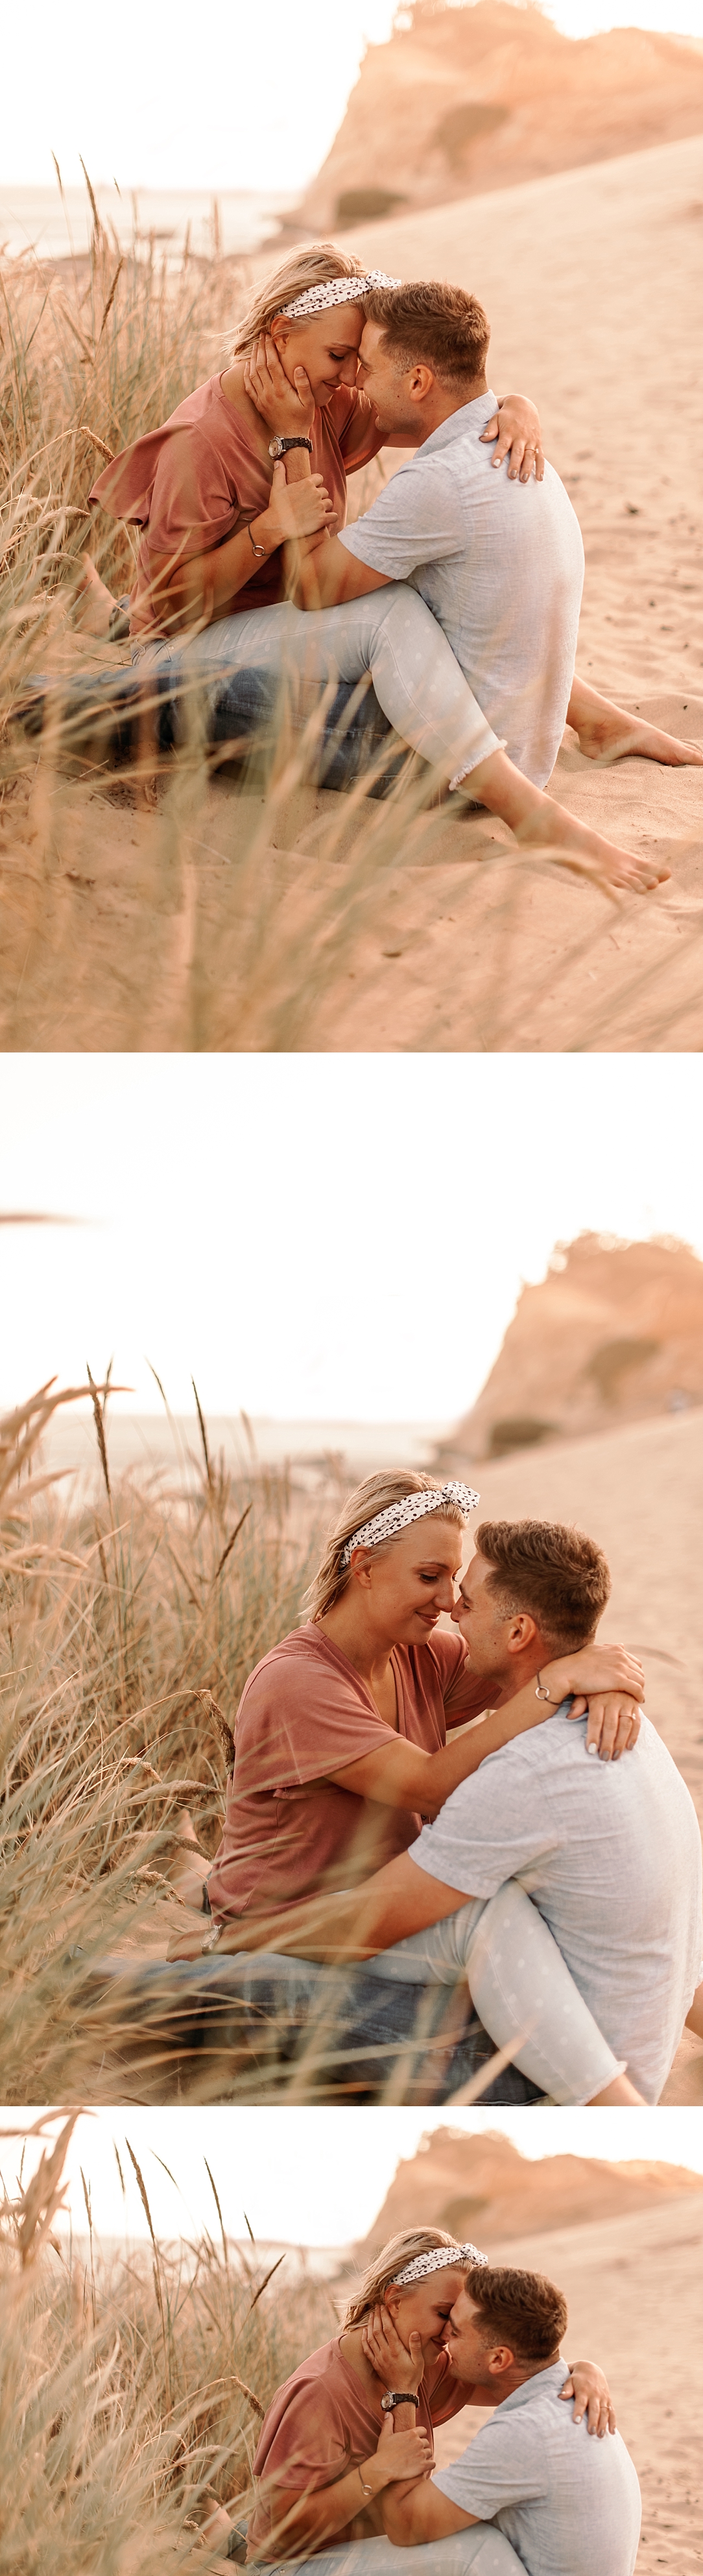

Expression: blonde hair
xmin=306 ymin=1470 xmax=468 ymax=1620
xmin=344 ymin=2228 xmax=471 ymax=2327
xmin=231 ymin=243 xmax=368 ymax=356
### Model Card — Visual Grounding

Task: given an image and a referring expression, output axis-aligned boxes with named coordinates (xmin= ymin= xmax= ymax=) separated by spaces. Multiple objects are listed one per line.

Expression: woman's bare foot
xmin=459 ymin=745 xmax=671 ymax=892
xmin=73 ymin=553 xmax=119 ymax=637
xmin=567 ymin=677 xmax=702 ymax=769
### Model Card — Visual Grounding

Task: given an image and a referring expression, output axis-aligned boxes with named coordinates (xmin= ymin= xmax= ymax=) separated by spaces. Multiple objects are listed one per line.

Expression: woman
xmin=86 ymin=243 xmax=679 ymax=892
xmin=171 ymin=1470 xmax=646 ymax=2106
xmin=206 ymin=2227 xmax=613 ymax=2569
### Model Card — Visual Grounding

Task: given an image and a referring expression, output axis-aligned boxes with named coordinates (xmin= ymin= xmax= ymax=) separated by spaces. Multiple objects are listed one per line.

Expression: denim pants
xmin=132 ymin=587 xmax=502 ymax=785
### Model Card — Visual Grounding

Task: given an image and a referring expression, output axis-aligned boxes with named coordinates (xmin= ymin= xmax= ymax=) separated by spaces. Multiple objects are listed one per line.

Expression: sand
xmin=431 ymin=2193 xmax=703 ymax=2576
xmin=2 ymin=133 xmax=702 ymax=1051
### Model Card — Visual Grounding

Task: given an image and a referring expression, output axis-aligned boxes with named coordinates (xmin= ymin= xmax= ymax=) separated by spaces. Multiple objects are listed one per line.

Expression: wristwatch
xmin=380 ymin=2391 xmax=420 ymax=2412
xmin=268 ymin=435 xmax=313 ymax=459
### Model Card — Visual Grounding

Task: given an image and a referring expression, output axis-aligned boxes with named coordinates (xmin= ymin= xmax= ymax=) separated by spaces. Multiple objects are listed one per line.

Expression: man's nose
xmin=340 ymin=355 xmax=360 ymax=385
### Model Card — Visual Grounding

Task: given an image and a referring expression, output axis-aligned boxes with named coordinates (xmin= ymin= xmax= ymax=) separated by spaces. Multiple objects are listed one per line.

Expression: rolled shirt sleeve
xmin=339 ymin=454 xmax=466 ymax=581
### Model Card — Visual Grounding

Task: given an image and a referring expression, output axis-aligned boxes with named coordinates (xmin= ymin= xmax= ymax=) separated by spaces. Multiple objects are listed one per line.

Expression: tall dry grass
xmin=1 ymin=180 xmax=700 ymax=1051
xmin=0 ymin=1374 xmax=329 ymax=2102
xmin=0 ymin=2111 xmax=340 ymax=2575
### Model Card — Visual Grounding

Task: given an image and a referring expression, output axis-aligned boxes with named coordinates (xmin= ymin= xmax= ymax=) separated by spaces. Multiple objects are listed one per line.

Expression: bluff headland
xmin=295 ymin=0 xmax=703 ymax=234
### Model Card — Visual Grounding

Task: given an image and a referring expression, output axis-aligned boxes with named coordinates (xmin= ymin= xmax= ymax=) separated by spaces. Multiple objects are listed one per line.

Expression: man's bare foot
xmin=515 ymin=801 xmax=671 ymax=893
xmin=73 ymin=553 xmax=119 ymax=637
xmin=567 ymin=678 xmax=702 ymax=769
xmin=459 ymin=744 xmax=671 ymax=892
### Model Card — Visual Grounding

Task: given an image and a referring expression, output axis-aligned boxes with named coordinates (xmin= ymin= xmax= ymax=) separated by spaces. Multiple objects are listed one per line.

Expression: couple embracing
xmin=169 ymin=1472 xmax=703 ymax=2107
xmin=88 ymin=243 xmax=701 ymax=894
xmin=204 ymin=2226 xmax=641 ymax=2576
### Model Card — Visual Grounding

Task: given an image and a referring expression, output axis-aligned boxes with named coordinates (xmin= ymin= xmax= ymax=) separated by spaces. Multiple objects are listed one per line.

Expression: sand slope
xmin=431 ymin=2194 xmax=703 ymax=2576
xmin=357 ymin=2128 xmax=703 ymax=2250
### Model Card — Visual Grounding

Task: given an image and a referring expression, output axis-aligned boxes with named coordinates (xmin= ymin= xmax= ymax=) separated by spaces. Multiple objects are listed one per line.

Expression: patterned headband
xmin=392 ymin=2244 xmax=488 ymax=2286
xmin=340 ymin=1481 xmax=480 ymax=1569
xmin=281 ymin=271 xmax=401 ymax=319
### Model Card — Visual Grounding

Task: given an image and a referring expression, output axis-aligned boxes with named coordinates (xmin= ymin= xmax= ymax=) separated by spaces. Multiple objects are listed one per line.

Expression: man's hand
xmin=244 ymin=331 xmax=315 ymax=436
xmin=540 ymin=1643 xmax=645 ymax=1760
xmin=361 ymin=2303 xmax=425 ymax=2395
xmin=562 ymin=2360 xmax=616 ymax=2436
xmin=480 ymin=393 xmax=544 ymax=482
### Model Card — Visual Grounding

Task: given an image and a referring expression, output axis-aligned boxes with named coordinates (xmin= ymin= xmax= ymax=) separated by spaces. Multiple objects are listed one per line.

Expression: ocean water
xmin=0 ymin=183 xmax=298 ymax=266
xmin=42 ymin=1412 xmax=451 ymax=1488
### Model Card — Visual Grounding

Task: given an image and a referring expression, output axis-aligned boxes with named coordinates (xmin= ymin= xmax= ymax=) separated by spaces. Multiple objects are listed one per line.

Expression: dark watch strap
xmin=380 ymin=2390 xmax=420 ymax=2411
xmin=269 ymin=435 xmax=313 ymax=456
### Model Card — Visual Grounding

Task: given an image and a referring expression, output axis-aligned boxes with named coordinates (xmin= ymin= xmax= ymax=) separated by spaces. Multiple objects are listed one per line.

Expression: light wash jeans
xmin=252 ymin=2527 xmax=524 ymax=2576
xmin=133 ymin=588 xmax=503 ymax=784
xmin=361 ymin=1879 xmax=625 ymax=2104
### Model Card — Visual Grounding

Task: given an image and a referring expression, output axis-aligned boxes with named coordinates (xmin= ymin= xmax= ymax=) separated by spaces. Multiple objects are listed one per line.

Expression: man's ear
xmin=409 ymin=362 xmax=436 ymax=405
xmin=506 ymin=1611 xmax=539 ymax=1656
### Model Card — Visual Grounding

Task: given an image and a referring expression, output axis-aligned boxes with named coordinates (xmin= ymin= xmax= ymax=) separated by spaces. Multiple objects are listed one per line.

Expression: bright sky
xmin=2 ymin=1054 xmax=702 ymax=1425
xmin=4 ymin=2106 xmax=703 ymax=2246
xmin=1 ymin=2 xmax=701 ymax=191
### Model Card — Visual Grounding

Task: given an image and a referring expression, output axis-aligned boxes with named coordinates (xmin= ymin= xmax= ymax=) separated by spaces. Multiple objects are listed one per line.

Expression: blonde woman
xmin=87 ymin=243 xmax=671 ymax=883
xmin=170 ymin=1472 xmax=646 ymax=2106
xmin=204 ymin=2228 xmax=613 ymax=2567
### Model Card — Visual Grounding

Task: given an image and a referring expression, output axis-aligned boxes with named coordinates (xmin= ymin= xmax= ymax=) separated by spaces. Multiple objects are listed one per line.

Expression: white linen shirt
xmin=407 ymin=1707 xmax=703 ymax=2102
xmin=339 ymin=391 xmax=585 ymax=786
xmin=433 ymin=2363 xmax=641 ymax=2576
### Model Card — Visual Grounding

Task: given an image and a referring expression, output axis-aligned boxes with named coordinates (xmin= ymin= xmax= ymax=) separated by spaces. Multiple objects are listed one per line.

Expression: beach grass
xmin=0 ymin=1372 xmax=331 ymax=2103
xmin=1 ymin=178 xmax=699 ymax=1052
xmin=0 ymin=2110 xmax=339 ymax=2573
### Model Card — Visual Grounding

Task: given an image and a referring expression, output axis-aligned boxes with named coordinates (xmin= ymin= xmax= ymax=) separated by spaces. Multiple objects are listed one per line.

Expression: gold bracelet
xmin=357 ymin=2467 xmax=374 ymax=2499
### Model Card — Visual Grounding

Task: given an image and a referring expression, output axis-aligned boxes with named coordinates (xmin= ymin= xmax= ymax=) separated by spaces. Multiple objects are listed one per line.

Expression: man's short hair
xmin=464 ymin=2263 xmax=567 ymax=2363
xmin=363 ymin=280 xmax=490 ymax=389
xmin=475 ymin=1518 xmax=611 ymax=1651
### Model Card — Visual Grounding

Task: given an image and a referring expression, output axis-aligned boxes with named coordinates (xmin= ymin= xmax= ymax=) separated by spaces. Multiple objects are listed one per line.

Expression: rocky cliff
xmin=295 ymin=3 xmax=703 ymax=234
xmin=437 ymin=1232 xmax=703 ymax=1464
xmin=355 ymin=2126 xmax=703 ymax=2254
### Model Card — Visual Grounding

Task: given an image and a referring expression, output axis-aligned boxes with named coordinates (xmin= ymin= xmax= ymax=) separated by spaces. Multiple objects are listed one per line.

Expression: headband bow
xmin=281 ymin=270 xmax=401 ymax=320
xmin=340 ymin=1481 xmax=479 ymax=1570
xmin=392 ymin=2244 xmax=488 ymax=2286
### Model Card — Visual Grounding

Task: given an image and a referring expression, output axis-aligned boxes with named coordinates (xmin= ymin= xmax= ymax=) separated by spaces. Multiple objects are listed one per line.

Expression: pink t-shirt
xmin=206 ymin=1622 xmax=468 ymax=1926
xmin=89 ymin=375 xmax=385 ymax=637
xmin=248 ymin=2336 xmax=465 ymax=2558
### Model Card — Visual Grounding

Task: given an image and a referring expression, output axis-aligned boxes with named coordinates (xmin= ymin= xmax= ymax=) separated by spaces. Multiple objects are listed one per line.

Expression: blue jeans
xmin=95 ymin=1952 xmax=543 ymax=2102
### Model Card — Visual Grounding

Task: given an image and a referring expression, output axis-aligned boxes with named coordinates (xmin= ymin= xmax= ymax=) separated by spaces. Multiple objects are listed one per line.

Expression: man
xmin=375 ymin=2262 xmax=642 ymax=2576
xmin=288 ymin=279 xmax=699 ymax=853
xmin=206 ymin=1518 xmax=703 ymax=2104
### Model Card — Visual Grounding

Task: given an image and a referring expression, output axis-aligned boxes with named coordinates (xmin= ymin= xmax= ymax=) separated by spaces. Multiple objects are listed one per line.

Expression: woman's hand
xmin=244 ymin=331 xmax=315 ymax=436
xmin=372 ymin=2415 xmax=433 ymax=2488
xmin=560 ymin=2359 xmax=615 ymax=2436
xmin=361 ymin=2303 xmax=424 ymax=2395
xmin=480 ymin=393 xmax=544 ymax=481
xmin=261 ymin=461 xmax=335 ymax=549
xmin=166 ymin=1925 xmax=215 ymax=1960
xmin=539 ymin=1643 xmax=645 ymax=1760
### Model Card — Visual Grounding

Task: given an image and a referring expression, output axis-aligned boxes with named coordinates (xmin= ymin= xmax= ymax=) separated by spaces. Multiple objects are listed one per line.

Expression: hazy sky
xmin=1 ymin=2 xmax=701 ymax=191
xmin=4 ymin=2106 xmax=703 ymax=2245
xmin=2 ymin=1054 xmax=702 ymax=1425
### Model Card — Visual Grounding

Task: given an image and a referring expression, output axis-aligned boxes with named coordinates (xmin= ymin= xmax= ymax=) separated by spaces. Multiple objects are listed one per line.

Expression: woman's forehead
xmin=304 ymin=302 xmax=364 ymax=344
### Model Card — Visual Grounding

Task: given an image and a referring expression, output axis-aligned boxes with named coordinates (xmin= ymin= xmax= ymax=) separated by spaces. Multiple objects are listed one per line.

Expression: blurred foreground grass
xmin=0 ymin=2111 xmax=337 ymax=2575
xmin=0 ymin=1374 xmax=328 ymax=2103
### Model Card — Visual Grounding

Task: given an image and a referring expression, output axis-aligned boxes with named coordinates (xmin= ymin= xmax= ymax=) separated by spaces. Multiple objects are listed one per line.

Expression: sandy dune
xmin=3 ymin=134 xmax=702 ymax=1051
xmin=431 ymin=2193 xmax=703 ymax=2576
